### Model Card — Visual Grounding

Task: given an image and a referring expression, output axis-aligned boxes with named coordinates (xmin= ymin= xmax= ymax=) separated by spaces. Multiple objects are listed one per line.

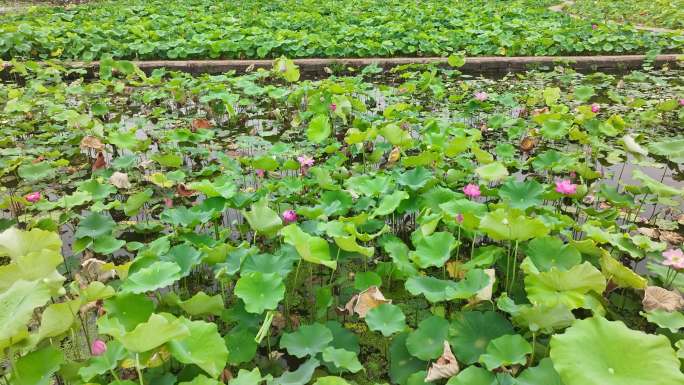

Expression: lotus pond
xmin=1 ymin=0 xmax=684 ymax=60
xmin=1 ymin=58 xmax=684 ymax=385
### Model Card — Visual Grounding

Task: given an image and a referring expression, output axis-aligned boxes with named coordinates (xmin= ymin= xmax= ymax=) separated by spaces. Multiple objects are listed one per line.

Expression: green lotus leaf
xmin=115 ymin=313 xmax=190 ymax=352
xmin=312 ymin=377 xmax=350 ymax=385
xmin=498 ymin=179 xmax=545 ymax=210
xmin=103 ymin=293 xmax=155 ymax=331
xmin=390 ymin=332 xmax=426 ymax=385
xmin=280 ymin=323 xmax=333 ymax=358
xmin=524 ymin=236 xmax=581 ymax=272
xmin=160 ymin=243 xmax=204 ymax=277
xmin=648 ymin=138 xmax=684 ymax=163
xmin=123 ymin=188 xmax=154 ymax=216
xmin=235 ymin=272 xmax=285 ymax=314
xmin=397 ymin=167 xmax=433 ymax=190
xmin=271 ymin=358 xmax=319 ymax=385
xmin=373 ymin=190 xmax=409 ymax=217
xmin=322 ymin=347 xmax=363 ymax=373
xmin=550 ymin=317 xmax=684 ymax=385
xmin=334 ymin=234 xmax=374 ymax=258
xmin=446 ymin=268 xmax=491 ymax=299
xmin=120 ymin=261 xmax=182 ymax=294
xmin=179 ymin=375 xmax=221 ymax=385
xmin=0 ymin=227 xmax=61 ymax=260
xmin=13 ymin=345 xmax=64 ymax=385
xmin=307 ymin=114 xmax=332 ymax=143
xmin=18 ymin=162 xmax=55 ymax=182
xmin=326 ymin=320 xmax=360 ymax=354
xmin=188 ymin=176 xmax=237 ymax=199
xmin=92 ymin=235 xmax=126 ymax=254
xmin=525 ymin=262 xmax=606 ymax=310
xmin=78 ymin=179 xmax=117 ymax=200
xmin=241 ymin=197 xmax=283 ymax=238
xmin=406 ymin=316 xmax=449 ymax=360
xmin=273 ymin=57 xmax=300 ymax=82
xmin=475 ymin=161 xmax=508 ymax=182
xmin=178 ymin=292 xmax=224 ymax=317
xmin=168 ymin=318 xmax=228 ymax=378
xmin=151 ymin=152 xmax=182 ymax=168
xmin=446 ymin=366 xmax=496 ymax=385
xmin=224 ymin=328 xmax=258 ymax=365
xmin=281 ymin=224 xmax=336 ymax=269
xmin=31 ymin=300 xmax=80 ymax=345
xmin=479 ymin=334 xmax=532 ymax=370
xmin=78 ymin=341 xmax=126 ymax=381
xmin=380 ymin=123 xmax=413 ymax=148
xmin=410 ymin=231 xmax=456 ymax=268
xmin=230 ymin=368 xmax=268 ymax=385
xmin=0 ymin=248 xmax=64 ymax=292
xmin=514 ymin=358 xmax=562 ymax=385
xmin=540 ymin=119 xmax=571 ymax=139
xmin=573 ymin=85 xmax=595 ymax=102
xmin=0 ymin=280 xmax=52 ymax=341
xmin=353 ymin=271 xmax=382 ymax=291
xmin=242 ymin=249 xmax=298 ymax=276
xmin=365 ymin=303 xmax=406 ymax=336
xmin=479 ymin=208 xmax=549 ymax=242
xmin=448 ymin=311 xmax=514 ymax=364
xmin=600 ymin=253 xmax=646 ymax=289
xmin=405 ymin=275 xmax=459 ymax=303
xmin=641 ymin=310 xmax=684 ymax=333
xmin=380 ymin=235 xmax=418 ymax=277
xmin=406 ymin=371 xmax=429 ymax=385
xmin=633 ymin=169 xmax=683 ymax=197
xmin=512 ymin=303 xmax=575 ymax=334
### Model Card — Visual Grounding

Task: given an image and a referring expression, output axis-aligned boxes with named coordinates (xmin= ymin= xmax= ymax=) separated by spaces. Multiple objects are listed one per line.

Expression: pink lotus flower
xmin=91 ymin=339 xmax=107 ymax=356
xmin=455 ymin=213 xmax=464 ymax=223
xmin=591 ymin=103 xmax=600 ymax=113
xmin=256 ymin=169 xmax=265 ymax=178
xmin=663 ymin=249 xmax=684 ymax=270
xmin=330 ymin=103 xmax=337 ymax=112
xmin=164 ymin=197 xmax=174 ymax=208
xmin=297 ymin=155 xmax=314 ymax=175
xmin=555 ymin=179 xmax=577 ymax=195
xmin=463 ymin=183 xmax=481 ymax=198
xmin=282 ymin=210 xmax=297 ymax=223
xmin=25 ymin=191 xmax=41 ymax=203
xmin=474 ymin=92 xmax=488 ymax=102
xmin=679 ymin=98 xmax=684 ymax=106
xmin=592 ymin=24 xmax=598 ymax=30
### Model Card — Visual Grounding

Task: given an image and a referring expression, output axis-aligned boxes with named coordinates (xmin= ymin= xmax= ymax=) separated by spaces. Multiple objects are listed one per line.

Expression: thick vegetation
xmin=1 ymin=58 xmax=683 ymax=385
xmin=0 ymin=0 xmax=683 ymax=60
xmin=568 ymin=0 xmax=684 ymax=30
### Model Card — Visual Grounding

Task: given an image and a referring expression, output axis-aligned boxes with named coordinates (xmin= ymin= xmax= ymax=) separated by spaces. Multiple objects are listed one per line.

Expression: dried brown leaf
xmin=643 ymin=286 xmax=684 ymax=312
xmin=425 ymin=341 xmax=459 ymax=382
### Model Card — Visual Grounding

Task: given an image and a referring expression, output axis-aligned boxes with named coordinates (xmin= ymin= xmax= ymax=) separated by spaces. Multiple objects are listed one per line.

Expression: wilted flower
xmin=283 ymin=210 xmax=297 ymax=223
xmin=330 ymin=103 xmax=337 ymax=112
xmin=463 ymin=183 xmax=481 ymax=198
xmin=91 ymin=339 xmax=107 ymax=356
xmin=25 ymin=191 xmax=41 ymax=203
xmin=663 ymin=249 xmax=684 ymax=270
xmin=591 ymin=103 xmax=600 ymax=113
xmin=474 ymin=92 xmax=488 ymax=102
xmin=555 ymin=179 xmax=577 ymax=195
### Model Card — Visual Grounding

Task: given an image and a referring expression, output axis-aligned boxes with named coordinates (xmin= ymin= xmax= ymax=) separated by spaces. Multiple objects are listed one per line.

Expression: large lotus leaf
xmin=160 ymin=244 xmax=204 ymax=277
xmin=75 ymin=211 xmax=116 ymax=239
xmin=123 ymin=188 xmax=154 ymax=216
xmin=648 ymin=138 xmax=684 ymax=163
xmin=78 ymin=340 xmax=127 ymax=381
xmin=235 ymin=272 xmax=285 ymax=314
xmin=188 ymin=176 xmax=237 ymax=199
xmin=514 ymin=358 xmax=562 ymax=385
xmin=479 ymin=208 xmax=549 ymax=242
xmin=390 ymin=333 xmax=426 ymax=385
xmin=524 ymin=236 xmax=581 ymax=272
xmin=641 ymin=310 xmax=684 ymax=333
xmin=498 ymin=179 xmax=545 ymax=210
xmin=178 ymin=292 xmax=224 ymax=316
xmin=224 ymin=328 xmax=258 ymax=365
xmin=381 ymin=123 xmax=413 ymax=148
xmin=307 ymin=114 xmax=331 ymax=143
xmin=18 ymin=162 xmax=55 ymax=182
xmin=365 ymin=303 xmax=406 ymax=336
xmin=479 ymin=334 xmax=532 ymax=370
xmin=599 ymin=253 xmax=646 ymax=289
xmin=230 ymin=368 xmax=267 ymax=385
xmin=115 ymin=313 xmax=190 ymax=352
xmin=345 ymin=174 xmax=393 ymax=197
xmin=103 ymin=293 xmax=155 ymax=331
xmin=312 ymin=377 xmax=350 ymax=385
xmin=446 ymin=366 xmax=496 ymax=385
xmin=280 ymin=323 xmax=333 ymax=358
xmin=475 ymin=161 xmax=508 ymax=182
xmin=406 ymin=316 xmax=449 ymax=360
xmin=271 ymin=358 xmax=319 ymax=385
xmin=334 ymin=235 xmax=374 ymax=258
xmin=13 ymin=345 xmax=64 ymax=385
xmin=448 ymin=311 xmax=514 ymax=364
xmin=410 ymin=231 xmax=456 ymax=268
xmin=321 ymin=347 xmax=363 ymax=373
xmin=525 ymin=262 xmax=606 ymax=309
xmin=550 ymin=317 xmax=684 ymax=385
xmin=373 ymin=190 xmax=409 ymax=217
xmin=281 ymin=224 xmax=336 ymax=269
xmin=0 ymin=280 xmax=51 ymax=340
xmin=326 ymin=320 xmax=360 ymax=354
xmin=31 ymin=300 xmax=80 ymax=344
xmin=633 ymin=169 xmax=683 ymax=197
xmin=120 ymin=261 xmax=182 ymax=293
xmin=0 ymin=248 xmax=64 ymax=292
xmin=405 ymin=275 xmax=459 ymax=303
xmin=241 ymin=197 xmax=283 ymax=238
xmin=380 ymin=235 xmax=417 ymax=277
xmin=446 ymin=269 xmax=491 ymax=299
xmin=179 ymin=375 xmax=221 ymax=385
xmin=0 ymin=227 xmax=61 ymax=260
xmin=512 ymin=304 xmax=575 ymax=334
xmin=168 ymin=318 xmax=228 ymax=378
xmin=397 ymin=167 xmax=433 ymax=190
xmin=242 ymin=249 xmax=298 ymax=276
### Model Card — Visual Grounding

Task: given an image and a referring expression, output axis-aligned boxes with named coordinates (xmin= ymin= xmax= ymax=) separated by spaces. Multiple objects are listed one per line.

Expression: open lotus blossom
xmin=474 ymin=91 xmax=488 ymax=101
xmin=555 ymin=179 xmax=577 ymax=195
xmin=297 ymin=155 xmax=314 ymax=174
xmin=282 ymin=210 xmax=297 ymax=223
xmin=679 ymin=98 xmax=684 ymax=106
xmin=463 ymin=183 xmax=481 ymax=198
xmin=663 ymin=249 xmax=684 ymax=270
xmin=591 ymin=103 xmax=600 ymax=113
xmin=25 ymin=191 xmax=41 ymax=203
xmin=91 ymin=339 xmax=107 ymax=356
xmin=255 ymin=169 xmax=265 ymax=178
xmin=329 ymin=103 xmax=337 ymax=112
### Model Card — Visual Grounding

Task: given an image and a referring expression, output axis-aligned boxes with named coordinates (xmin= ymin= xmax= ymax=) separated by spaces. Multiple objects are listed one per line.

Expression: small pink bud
xmin=91 ymin=339 xmax=107 ymax=356
xmin=679 ymin=98 xmax=684 ymax=106
xmin=25 ymin=192 xmax=41 ymax=203
xmin=164 ymin=198 xmax=174 ymax=208
xmin=282 ymin=210 xmax=297 ymax=224
xmin=474 ymin=92 xmax=488 ymax=102
xmin=592 ymin=24 xmax=598 ymax=30
xmin=591 ymin=103 xmax=600 ymax=113
xmin=256 ymin=169 xmax=265 ymax=178
xmin=329 ymin=103 xmax=337 ymax=112
xmin=456 ymin=213 xmax=464 ymax=223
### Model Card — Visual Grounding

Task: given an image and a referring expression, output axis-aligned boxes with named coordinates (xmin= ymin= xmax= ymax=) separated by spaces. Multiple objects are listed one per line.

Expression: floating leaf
xmin=235 ymin=272 xmax=285 ymax=314
xmin=448 ymin=311 xmax=514 ymax=364
xmin=280 ymin=323 xmax=333 ymax=358
xmin=478 ymin=334 xmax=532 ymax=370
xmin=365 ymin=303 xmax=406 ymax=336
xmin=321 ymin=347 xmax=363 ymax=373
xmin=406 ymin=316 xmax=449 ymax=360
